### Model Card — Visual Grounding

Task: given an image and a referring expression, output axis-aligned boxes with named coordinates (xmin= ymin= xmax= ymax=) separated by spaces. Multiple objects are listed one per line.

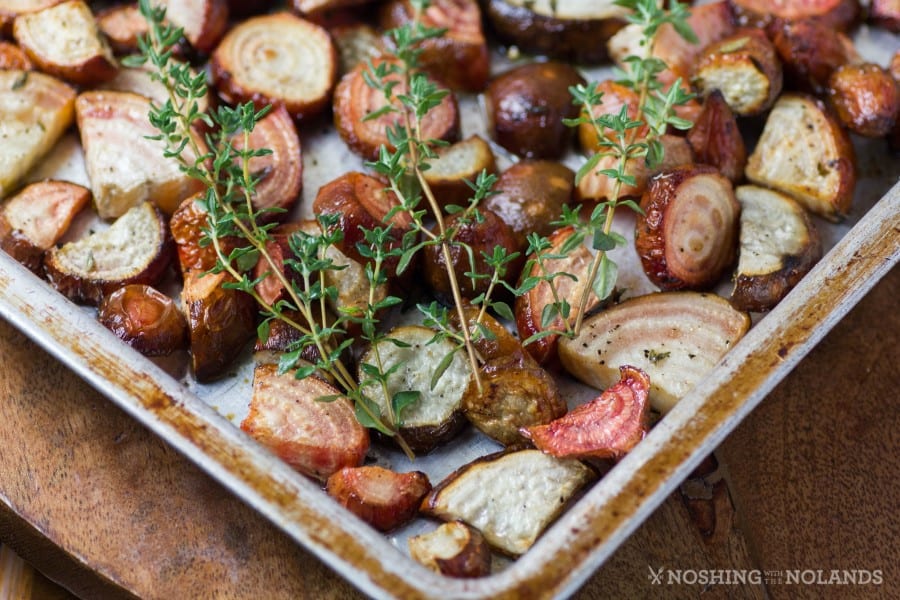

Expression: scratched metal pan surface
xmin=2 ymin=25 xmax=900 ymax=600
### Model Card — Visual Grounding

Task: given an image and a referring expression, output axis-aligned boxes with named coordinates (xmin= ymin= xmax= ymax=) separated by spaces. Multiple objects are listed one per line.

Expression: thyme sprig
xmin=363 ymin=0 xmax=518 ymax=393
xmin=129 ymin=0 xmax=416 ymax=458
xmin=536 ymin=0 xmax=697 ymax=338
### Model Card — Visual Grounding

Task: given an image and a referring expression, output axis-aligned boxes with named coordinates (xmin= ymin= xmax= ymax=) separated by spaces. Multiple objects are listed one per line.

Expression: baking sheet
xmin=1 ymin=9 xmax=899 ymax=600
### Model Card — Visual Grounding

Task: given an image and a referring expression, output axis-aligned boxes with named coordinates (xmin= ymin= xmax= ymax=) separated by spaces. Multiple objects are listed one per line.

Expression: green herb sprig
xmin=535 ymin=0 xmax=698 ymax=338
xmin=128 ymin=0 xmax=417 ymax=458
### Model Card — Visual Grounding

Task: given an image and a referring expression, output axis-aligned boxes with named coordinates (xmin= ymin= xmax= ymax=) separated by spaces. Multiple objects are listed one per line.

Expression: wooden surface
xmin=0 ymin=267 xmax=896 ymax=599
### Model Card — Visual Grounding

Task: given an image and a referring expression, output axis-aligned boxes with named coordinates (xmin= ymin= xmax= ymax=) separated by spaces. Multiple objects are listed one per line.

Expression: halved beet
xmin=212 ymin=12 xmax=336 ymax=121
xmin=241 ymin=364 xmax=369 ymax=480
xmin=635 ymin=165 xmax=740 ymax=291
xmin=333 ymin=57 xmax=459 ymax=161
xmin=98 ymin=284 xmax=188 ymax=356
xmin=0 ymin=180 xmax=89 ymax=272
xmin=326 ymin=465 xmax=431 ymax=531
xmin=523 ymin=365 xmax=650 ymax=459
xmin=44 ymin=202 xmax=174 ymax=305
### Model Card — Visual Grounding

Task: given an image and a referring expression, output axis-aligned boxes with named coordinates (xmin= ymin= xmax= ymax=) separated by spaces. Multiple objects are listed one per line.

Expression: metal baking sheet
xmin=1 ymin=10 xmax=899 ymax=600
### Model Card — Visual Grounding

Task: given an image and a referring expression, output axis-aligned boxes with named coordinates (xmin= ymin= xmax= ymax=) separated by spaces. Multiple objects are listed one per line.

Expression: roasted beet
xmin=635 ymin=165 xmax=740 ymax=291
xmin=422 ymin=209 xmax=522 ymax=300
xmin=827 ymin=63 xmax=900 ymax=138
xmin=326 ymin=466 xmax=431 ymax=531
xmin=483 ymin=160 xmax=574 ymax=250
xmin=408 ymin=521 xmax=491 ymax=578
xmin=312 ymin=171 xmax=414 ymax=280
xmin=692 ymin=28 xmax=782 ymax=117
xmin=379 ymin=0 xmax=488 ymax=92
xmin=211 ymin=13 xmax=336 ymax=121
xmin=770 ymin=18 xmax=859 ymax=95
xmin=242 ymin=364 xmax=369 ymax=480
xmin=686 ymin=91 xmax=746 ymax=184
xmin=523 ymin=365 xmax=650 ymax=459
xmin=334 ymin=57 xmax=459 ymax=160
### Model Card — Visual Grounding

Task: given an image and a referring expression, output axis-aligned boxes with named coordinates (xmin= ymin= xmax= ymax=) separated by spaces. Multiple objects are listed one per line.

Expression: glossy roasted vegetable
xmin=181 ymin=269 xmax=256 ymax=380
xmin=686 ymin=91 xmax=746 ymax=184
xmin=408 ymin=521 xmax=491 ymax=578
xmin=326 ymin=465 xmax=431 ymax=531
xmin=485 ymin=61 xmax=585 ymax=160
xmin=483 ymin=160 xmax=574 ymax=250
xmin=98 ymin=284 xmax=188 ymax=356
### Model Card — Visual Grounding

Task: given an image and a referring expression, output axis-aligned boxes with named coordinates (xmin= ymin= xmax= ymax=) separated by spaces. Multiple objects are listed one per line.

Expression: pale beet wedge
xmin=0 ymin=70 xmax=75 ymax=199
xmin=326 ymin=466 xmax=431 ymax=532
xmin=635 ymin=165 xmax=740 ymax=291
xmin=692 ymin=28 xmax=782 ymax=117
xmin=333 ymin=57 xmax=459 ymax=161
xmin=558 ymin=292 xmax=750 ymax=413
xmin=408 ymin=521 xmax=491 ymax=578
xmin=871 ymin=0 xmax=900 ymax=31
xmin=745 ymin=94 xmax=856 ymax=221
xmin=76 ymin=91 xmax=206 ymax=218
xmin=358 ymin=325 xmax=471 ymax=454
xmin=241 ymin=364 xmax=369 ymax=480
xmin=181 ymin=269 xmax=256 ymax=381
xmin=731 ymin=186 xmax=822 ymax=312
xmin=212 ymin=13 xmax=336 ymax=122
xmin=0 ymin=0 xmax=63 ymax=32
xmin=484 ymin=0 xmax=628 ymax=64
xmin=420 ymin=449 xmax=596 ymax=556
xmin=98 ymin=284 xmax=188 ymax=356
xmin=44 ymin=202 xmax=174 ymax=305
xmin=522 ymin=365 xmax=650 ymax=460
xmin=231 ymin=104 xmax=302 ymax=221
xmin=421 ymin=135 xmax=496 ymax=214
xmin=0 ymin=180 xmax=90 ymax=272
xmin=13 ymin=0 xmax=117 ymax=86
xmin=380 ymin=0 xmax=489 ymax=92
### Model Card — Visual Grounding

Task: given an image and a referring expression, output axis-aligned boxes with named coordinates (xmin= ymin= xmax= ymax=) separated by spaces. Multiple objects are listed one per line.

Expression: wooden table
xmin=0 ymin=268 xmax=896 ymax=599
